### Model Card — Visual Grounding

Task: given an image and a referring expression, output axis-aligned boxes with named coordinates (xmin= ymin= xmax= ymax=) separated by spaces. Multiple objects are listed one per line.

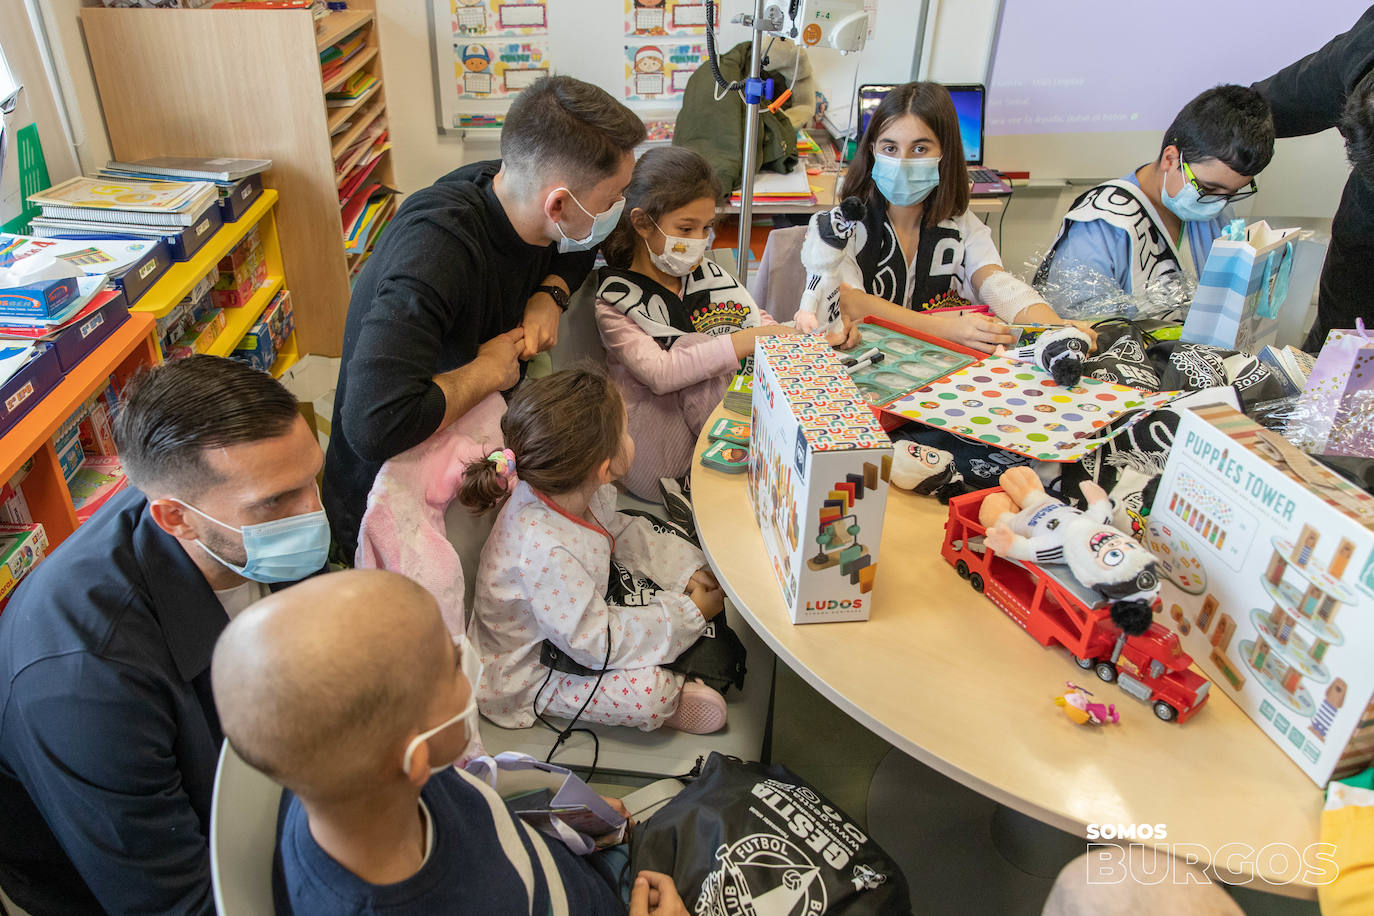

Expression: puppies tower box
xmin=749 ymin=336 xmax=892 ymax=624
xmin=1151 ymin=404 xmax=1374 ymax=785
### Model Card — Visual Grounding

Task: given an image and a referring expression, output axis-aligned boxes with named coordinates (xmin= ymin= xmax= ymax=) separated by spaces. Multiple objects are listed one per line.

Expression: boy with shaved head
xmin=214 ymin=569 xmax=688 ymax=915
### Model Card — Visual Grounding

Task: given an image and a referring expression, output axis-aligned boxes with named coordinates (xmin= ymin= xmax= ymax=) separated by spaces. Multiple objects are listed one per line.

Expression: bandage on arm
xmin=978 ymin=268 xmax=1055 ymax=323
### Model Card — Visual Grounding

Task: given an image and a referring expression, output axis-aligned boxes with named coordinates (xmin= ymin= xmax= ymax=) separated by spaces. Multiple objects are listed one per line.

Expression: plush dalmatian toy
xmin=1004 ymin=326 xmax=1094 ymax=387
xmin=796 ymin=196 xmax=867 ymax=338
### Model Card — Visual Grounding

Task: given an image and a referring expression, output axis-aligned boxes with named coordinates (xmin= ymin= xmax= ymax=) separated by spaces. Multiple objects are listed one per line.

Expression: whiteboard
xmin=428 ymin=0 xmax=922 ymax=133
xmin=983 ymin=0 xmax=1367 ymax=184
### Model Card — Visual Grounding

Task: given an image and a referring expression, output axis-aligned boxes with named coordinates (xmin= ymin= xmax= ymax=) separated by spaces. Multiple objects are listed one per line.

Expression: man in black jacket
xmin=1254 ymin=5 xmax=1374 ymax=350
xmin=324 ymin=76 xmax=646 ymax=560
xmin=0 ymin=356 xmax=327 ymax=914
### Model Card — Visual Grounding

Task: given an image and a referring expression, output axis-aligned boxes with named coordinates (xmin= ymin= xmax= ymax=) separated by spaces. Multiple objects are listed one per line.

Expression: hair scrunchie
xmin=488 ymin=448 xmax=517 ymax=487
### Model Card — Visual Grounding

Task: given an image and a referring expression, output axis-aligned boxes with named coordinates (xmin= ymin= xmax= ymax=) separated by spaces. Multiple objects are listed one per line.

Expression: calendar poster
xmin=624 ymin=0 xmax=718 ymax=36
xmin=624 ymin=43 xmax=705 ymax=102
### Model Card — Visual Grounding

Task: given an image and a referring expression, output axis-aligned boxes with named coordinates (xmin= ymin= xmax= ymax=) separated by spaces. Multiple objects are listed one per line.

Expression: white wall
xmin=25 ymin=0 xmax=1351 ymax=278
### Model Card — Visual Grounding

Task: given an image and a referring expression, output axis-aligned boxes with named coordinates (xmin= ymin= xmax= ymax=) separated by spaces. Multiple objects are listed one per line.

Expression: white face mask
xmin=647 ymin=216 xmax=710 ymax=277
xmin=402 ymin=638 xmax=484 ymax=776
xmin=555 ymin=187 xmax=625 ymax=253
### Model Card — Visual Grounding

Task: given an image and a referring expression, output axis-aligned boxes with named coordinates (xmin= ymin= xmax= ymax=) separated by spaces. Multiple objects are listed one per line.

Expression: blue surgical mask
xmin=178 ymin=494 xmax=330 ymax=584
xmin=872 ymin=153 xmax=940 ymax=206
xmin=556 ymin=188 xmax=625 ymax=253
xmin=1160 ymin=164 xmax=1227 ymax=222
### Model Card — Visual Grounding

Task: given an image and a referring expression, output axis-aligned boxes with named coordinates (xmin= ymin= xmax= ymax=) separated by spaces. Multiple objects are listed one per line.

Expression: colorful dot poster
xmin=454 ymin=40 xmax=551 ymax=99
xmin=624 ymin=43 xmax=705 ymax=101
xmin=450 ymin=0 xmax=548 ymax=37
xmin=885 ymin=355 xmax=1180 ymax=462
xmin=624 ymin=0 xmax=719 ymax=37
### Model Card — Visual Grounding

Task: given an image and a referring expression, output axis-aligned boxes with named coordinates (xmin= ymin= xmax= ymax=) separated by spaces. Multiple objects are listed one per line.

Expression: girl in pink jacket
xmin=595 ymin=147 xmax=801 ymax=500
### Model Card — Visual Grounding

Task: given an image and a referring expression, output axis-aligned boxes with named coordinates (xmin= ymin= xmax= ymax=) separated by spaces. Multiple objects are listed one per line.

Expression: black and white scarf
xmin=595 ymin=260 xmax=760 ymax=346
xmin=1034 ymin=179 xmax=1183 ymax=294
xmin=854 ymin=198 xmax=972 ymax=312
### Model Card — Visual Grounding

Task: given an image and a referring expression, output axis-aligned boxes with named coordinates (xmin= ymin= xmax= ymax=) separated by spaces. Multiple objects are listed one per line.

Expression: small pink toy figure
xmin=1055 ymin=682 xmax=1119 ymax=726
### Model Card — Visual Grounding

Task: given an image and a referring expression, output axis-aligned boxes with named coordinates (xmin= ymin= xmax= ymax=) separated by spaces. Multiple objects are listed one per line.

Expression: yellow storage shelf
xmin=207 ymin=275 xmax=285 ymax=357
xmin=270 ymin=331 xmax=300 ymax=377
xmin=132 ymin=191 xmax=280 ymax=319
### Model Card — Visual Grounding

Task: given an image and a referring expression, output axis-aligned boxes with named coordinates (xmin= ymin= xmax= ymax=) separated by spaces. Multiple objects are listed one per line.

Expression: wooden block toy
xmin=701 ymin=441 xmax=749 ymax=473
xmin=828 ymin=488 xmax=851 ymax=511
xmin=858 ymin=565 xmax=878 ymax=593
xmin=708 ymin=417 xmax=751 ymax=445
xmin=836 ymin=481 xmax=857 ymax=504
xmin=819 ymin=506 xmax=842 ymax=525
xmin=846 ymin=472 xmax=865 ymax=498
xmin=873 ymin=460 xmax=885 ymax=486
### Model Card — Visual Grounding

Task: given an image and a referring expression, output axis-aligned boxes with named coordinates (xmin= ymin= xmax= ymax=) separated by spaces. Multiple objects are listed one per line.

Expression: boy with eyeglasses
xmin=1034 ymin=85 xmax=1275 ymax=316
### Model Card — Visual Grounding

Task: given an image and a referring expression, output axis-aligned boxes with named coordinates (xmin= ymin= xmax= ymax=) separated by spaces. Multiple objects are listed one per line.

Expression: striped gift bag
xmin=1183 ymin=220 xmax=1300 ymax=352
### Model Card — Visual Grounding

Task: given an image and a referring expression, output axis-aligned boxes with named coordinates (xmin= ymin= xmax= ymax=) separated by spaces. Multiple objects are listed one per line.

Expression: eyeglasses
xmin=1181 ymin=154 xmax=1258 ymax=204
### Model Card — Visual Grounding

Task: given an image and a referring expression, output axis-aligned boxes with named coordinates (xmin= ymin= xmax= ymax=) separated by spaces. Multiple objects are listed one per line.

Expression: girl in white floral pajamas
xmin=459 ymin=369 xmax=728 ymax=734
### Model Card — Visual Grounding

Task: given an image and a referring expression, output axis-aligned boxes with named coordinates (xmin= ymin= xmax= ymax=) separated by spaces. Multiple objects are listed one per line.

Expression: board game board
xmin=848 ymin=322 xmax=976 ymax=406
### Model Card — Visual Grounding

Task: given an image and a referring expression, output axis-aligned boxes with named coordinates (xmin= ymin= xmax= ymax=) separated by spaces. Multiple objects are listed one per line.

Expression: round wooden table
xmin=691 ymin=406 xmax=1323 ymax=898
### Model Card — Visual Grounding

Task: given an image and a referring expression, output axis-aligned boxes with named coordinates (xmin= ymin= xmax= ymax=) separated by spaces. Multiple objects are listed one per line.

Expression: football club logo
xmin=695 ymin=833 xmax=827 ymax=916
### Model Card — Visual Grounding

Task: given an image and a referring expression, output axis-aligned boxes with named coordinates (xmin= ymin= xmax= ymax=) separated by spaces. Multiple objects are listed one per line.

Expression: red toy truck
xmin=943 ymin=489 xmax=1210 ymax=723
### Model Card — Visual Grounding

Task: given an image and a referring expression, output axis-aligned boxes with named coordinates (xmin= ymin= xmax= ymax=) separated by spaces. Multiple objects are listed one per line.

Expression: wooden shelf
xmin=325 ymin=77 xmax=382 ymax=126
xmin=322 ymin=46 xmax=378 ymax=95
xmin=207 ymin=275 xmax=284 ymax=358
xmin=0 ymin=314 xmax=155 ymax=483
xmin=131 ymin=191 xmax=279 ymax=319
xmin=331 ymin=99 xmax=386 ymax=160
xmin=337 ymin=144 xmax=390 ymax=192
xmin=270 ymin=331 xmax=300 ymax=377
xmin=315 ymin=9 xmax=373 ymax=50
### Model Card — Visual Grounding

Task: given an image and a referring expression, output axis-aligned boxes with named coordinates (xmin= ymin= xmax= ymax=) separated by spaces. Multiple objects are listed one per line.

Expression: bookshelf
xmin=0 ymin=314 xmax=157 ymax=551
xmin=82 ymin=3 xmax=397 ymax=357
xmin=130 ymin=189 xmax=297 ymax=373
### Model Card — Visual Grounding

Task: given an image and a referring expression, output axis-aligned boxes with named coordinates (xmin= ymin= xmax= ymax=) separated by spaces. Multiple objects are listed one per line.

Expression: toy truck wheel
xmin=956 ymin=560 xmax=970 ymax=579
xmin=969 ymin=572 xmax=985 ymax=593
xmin=1094 ymin=661 xmax=1117 ymax=683
xmin=1152 ymin=701 xmax=1178 ymax=723
xmin=1074 ymin=655 xmax=1094 ymax=670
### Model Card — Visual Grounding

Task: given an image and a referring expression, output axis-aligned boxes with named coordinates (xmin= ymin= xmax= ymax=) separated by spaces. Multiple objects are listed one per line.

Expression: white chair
xmin=748 ymin=224 xmax=808 ymax=323
xmin=209 ymin=741 xmax=282 ymax=916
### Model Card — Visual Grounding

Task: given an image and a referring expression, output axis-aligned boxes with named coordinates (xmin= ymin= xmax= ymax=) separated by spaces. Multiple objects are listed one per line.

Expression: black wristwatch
xmin=537 ymin=284 xmax=570 ymax=312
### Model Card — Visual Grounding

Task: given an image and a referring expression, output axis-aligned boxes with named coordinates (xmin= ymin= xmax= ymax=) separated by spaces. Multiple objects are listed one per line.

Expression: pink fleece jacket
xmin=595 ymin=303 xmax=776 ymax=499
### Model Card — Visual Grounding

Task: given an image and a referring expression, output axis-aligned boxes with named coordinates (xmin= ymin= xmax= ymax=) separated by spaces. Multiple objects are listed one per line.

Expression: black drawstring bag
xmin=630 ymin=752 xmax=912 ymax=914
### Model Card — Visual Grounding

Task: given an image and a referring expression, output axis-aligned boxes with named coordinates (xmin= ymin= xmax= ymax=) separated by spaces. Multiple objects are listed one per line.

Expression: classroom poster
xmin=450 ymin=0 xmax=548 ymax=37
xmin=454 ymin=40 xmax=551 ymax=99
xmin=623 ymin=43 xmax=704 ymax=102
xmin=623 ymin=0 xmax=718 ymax=37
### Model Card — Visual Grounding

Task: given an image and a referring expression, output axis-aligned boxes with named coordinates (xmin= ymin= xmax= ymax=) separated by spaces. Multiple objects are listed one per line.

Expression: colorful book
xmin=28 ymin=176 xmax=217 ymax=228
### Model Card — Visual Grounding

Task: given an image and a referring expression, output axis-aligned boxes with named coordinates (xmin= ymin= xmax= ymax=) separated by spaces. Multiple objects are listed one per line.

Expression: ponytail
xmin=458 ymin=452 xmax=511 ymax=513
xmin=454 ymin=369 xmax=625 ymax=513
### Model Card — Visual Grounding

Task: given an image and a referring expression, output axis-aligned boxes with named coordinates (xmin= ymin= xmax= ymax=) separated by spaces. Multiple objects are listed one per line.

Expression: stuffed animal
xmin=797 ymin=196 xmax=867 ymax=337
xmin=889 ymin=441 xmax=967 ymax=503
xmin=979 ymin=466 xmax=1159 ymax=635
xmin=1005 ymin=326 xmax=1093 ymax=386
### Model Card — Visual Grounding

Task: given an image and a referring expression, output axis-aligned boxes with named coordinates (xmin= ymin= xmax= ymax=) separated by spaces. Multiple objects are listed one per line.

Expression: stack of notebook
xmin=727 ymin=168 xmax=815 ymax=207
xmin=27 ymin=175 xmax=218 ymax=238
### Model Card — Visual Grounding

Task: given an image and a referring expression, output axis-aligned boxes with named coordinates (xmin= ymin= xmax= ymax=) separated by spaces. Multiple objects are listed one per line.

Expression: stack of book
xmin=28 ymin=175 xmax=217 ymax=236
xmin=327 ymin=70 xmax=379 ymax=109
xmin=100 ymin=157 xmax=270 ymax=225
xmin=727 ymin=168 xmax=815 ymax=207
xmin=320 ymin=27 xmax=366 ymax=84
